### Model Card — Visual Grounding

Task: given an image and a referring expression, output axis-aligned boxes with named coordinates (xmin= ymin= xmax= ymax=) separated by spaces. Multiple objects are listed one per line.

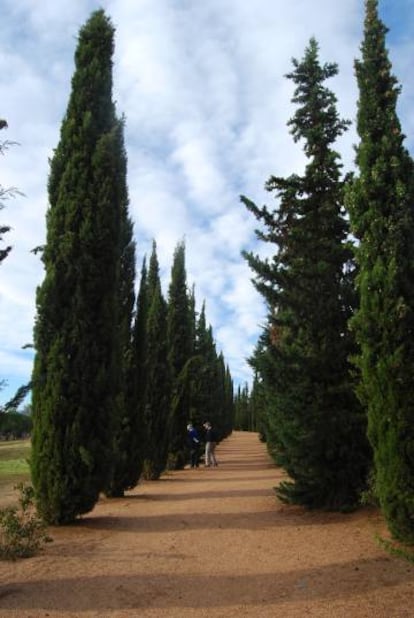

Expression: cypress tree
xmin=243 ymin=38 xmax=370 ymax=510
xmin=224 ymin=364 xmax=234 ymax=435
xmin=131 ymin=257 xmax=149 ymax=434
xmin=105 ymin=119 xmax=141 ymax=497
xmin=167 ymin=241 xmax=193 ymax=469
xmin=142 ymin=242 xmax=171 ymax=480
xmin=347 ymin=0 xmax=414 ymax=541
xmin=193 ymin=305 xmax=218 ymax=427
xmin=234 ymin=384 xmax=251 ymax=431
xmin=31 ymin=10 xmax=123 ymax=523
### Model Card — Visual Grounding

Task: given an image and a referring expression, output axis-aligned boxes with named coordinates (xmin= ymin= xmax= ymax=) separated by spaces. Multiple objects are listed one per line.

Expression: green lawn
xmin=0 ymin=440 xmax=31 ymax=505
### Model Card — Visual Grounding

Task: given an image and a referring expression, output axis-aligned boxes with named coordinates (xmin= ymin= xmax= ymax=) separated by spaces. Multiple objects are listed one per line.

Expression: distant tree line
xmin=30 ymin=10 xmax=233 ymax=525
xmin=0 ymin=409 xmax=32 ymax=440
xmin=243 ymin=0 xmax=414 ymax=544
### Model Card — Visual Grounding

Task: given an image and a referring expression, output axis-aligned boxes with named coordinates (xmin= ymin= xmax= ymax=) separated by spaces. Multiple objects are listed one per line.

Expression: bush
xmin=0 ymin=483 xmax=51 ymax=560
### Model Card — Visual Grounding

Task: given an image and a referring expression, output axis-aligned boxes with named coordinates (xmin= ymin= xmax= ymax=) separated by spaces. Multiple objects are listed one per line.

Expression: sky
xmin=1 ymin=0 xmax=413 ymax=407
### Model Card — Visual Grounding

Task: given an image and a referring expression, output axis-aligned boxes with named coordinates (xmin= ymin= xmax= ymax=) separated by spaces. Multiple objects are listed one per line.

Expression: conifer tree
xmin=193 ymin=306 xmax=218 ymax=425
xmin=243 ymin=38 xmax=370 ymax=510
xmin=105 ymin=119 xmax=140 ymax=497
xmin=216 ymin=352 xmax=233 ymax=439
xmin=234 ymin=384 xmax=250 ymax=431
xmin=167 ymin=241 xmax=193 ymax=468
xmin=131 ymin=257 xmax=149 ymax=430
xmin=347 ymin=0 xmax=414 ymax=541
xmin=142 ymin=242 xmax=171 ymax=479
xmin=224 ymin=364 xmax=234 ymax=435
xmin=31 ymin=10 xmax=124 ymax=523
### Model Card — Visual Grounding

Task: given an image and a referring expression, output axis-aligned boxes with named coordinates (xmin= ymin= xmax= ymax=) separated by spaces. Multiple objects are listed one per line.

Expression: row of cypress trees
xmin=30 ymin=10 xmax=233 ymax=525
xmin=244 ymin=0 xmax=414 ymax=543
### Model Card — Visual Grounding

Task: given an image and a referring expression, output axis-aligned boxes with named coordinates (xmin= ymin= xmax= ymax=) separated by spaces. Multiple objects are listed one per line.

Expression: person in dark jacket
xmin=187 ymin=422 xmax=200 ymax=468
xmin=203 ymin=421 xmax=218 ymax=467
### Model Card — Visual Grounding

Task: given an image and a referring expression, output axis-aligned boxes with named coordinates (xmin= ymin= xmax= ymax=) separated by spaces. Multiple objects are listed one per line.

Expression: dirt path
xmin=0 ymin=431 xmax=413 ymax=617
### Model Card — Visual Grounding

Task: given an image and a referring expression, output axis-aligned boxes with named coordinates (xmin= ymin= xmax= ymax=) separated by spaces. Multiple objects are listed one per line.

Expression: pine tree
xmin=243 ymin=38 xmax=370 ymax=510
xmin=167 ymin=241 xmax=193 ymax=469
xmin=31 ymin=10 xmax=124 ymax=523
xmin=142 ymin=242 xmax=171 ymax=480
xmin=347 ymin=0 xmax=414 ymax=541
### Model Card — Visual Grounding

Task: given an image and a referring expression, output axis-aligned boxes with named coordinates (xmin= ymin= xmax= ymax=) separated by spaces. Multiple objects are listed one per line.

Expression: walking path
xmin=0 ymin=431 xmax=413 ymax=617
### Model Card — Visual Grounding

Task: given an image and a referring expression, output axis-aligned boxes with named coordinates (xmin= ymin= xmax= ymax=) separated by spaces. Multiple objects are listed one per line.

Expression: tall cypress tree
xmin=243 ymin=38 xmax=370 ymax=510
xmin=131 ymin=257 xmax=149 ymax=434
xmin=167 ymin=241 xmax=193 ymax=469
xmin=142 ymin=242 xmax=171 ymax=480
xmin=105 ymin=119 xmax=141 ymax=497
xmin=224 ymin=364 xmax=234 ymax=435
xmin=347 ymin=0 xmax=414 ymax=541
xmin=31 ymin=10 xmax=123 ymax=523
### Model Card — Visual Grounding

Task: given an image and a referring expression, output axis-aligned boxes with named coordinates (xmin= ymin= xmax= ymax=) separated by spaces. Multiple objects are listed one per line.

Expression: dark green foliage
xmin=347 ymin=0 xmax=414 ymax=541
xmin=167 ymin=242 xmax=193 ymax=469
xmin=142 ymin=242 xmax=171 ymax=480
xmin=233 ymin=378 xmax=264 ymax=434
xmin=105 ymin=119 xmax=142 ymax=497
xmin=128 ymin=257 xmax=149 ymax=469
xmin=170 ymin=299 xmax=233 ymax=467
xmin=0 ymin=412 xmax=32 ymax=439
xmin=224 ymin=364 xmax=235 ymax=436
xmin=188 ymin=304 xmax=232 ymax=441
xmin=216 ymin=353 xmax=233 ymax=438
xmin=243 ymin=38 xmax=370 ymax=510
xmin=31 ymin=10 xmax=124 ymax=523
xmin=234 ymin=384 xmax=251 ymax=432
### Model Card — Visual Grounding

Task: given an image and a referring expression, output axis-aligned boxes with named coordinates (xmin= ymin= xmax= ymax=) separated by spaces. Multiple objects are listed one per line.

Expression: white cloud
xmin=0 ymin=0 xmax=412 ymax=403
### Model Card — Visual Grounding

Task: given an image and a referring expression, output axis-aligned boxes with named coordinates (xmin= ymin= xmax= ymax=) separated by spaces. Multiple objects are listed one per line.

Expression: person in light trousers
xmin=203 ymin=421 xmax=218 ymax=467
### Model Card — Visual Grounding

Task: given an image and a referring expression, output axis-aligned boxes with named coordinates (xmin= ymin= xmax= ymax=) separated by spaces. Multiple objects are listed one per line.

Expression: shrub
xmin=0 ymin=483 xmax=51 ymax=560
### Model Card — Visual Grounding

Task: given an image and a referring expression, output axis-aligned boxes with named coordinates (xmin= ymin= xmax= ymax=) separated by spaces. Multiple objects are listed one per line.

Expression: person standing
xmin=187 ymin=423 xmax=200 ymax=468
xmin=203 ymin=421 xmax=218 ymax=467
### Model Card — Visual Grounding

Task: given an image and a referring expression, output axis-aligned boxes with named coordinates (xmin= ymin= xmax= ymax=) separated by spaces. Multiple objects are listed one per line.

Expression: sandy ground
xmin=0 ymin=431 xmax=413 ymax=618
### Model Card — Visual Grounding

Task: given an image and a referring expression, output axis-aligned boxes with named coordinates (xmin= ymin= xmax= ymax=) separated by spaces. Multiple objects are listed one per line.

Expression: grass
xmin=0 ymin=440 xmax=31 ymax=502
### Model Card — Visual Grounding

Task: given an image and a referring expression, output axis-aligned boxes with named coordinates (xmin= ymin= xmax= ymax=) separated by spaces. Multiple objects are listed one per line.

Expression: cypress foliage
xmin=31 ymin=10 xmax=123 ymax=523
xmin=347 ymin=0 xmax=414 ymax=541
xmin=233 ymin=377 xmax=266 ymax=437
xmin=193 ymin=306 xmax=219 ymax=427
xmin=224 ymin=364 xmax=234 ymax=435
xmin=216 ymin=352 xmax=233 ymax=438
xmin=105 ymin=119 xmax=141 ymax=497
xmin=234 ymin=384 xmax=251 ymax=431
xmin=142 ymin=242 xmax=171 ymax=480
xmin=167 ymin=241 xmax=193 ymax=469
xmin=131 ymin=257 xmax=149 ymax=434
xmin=243 ymin=38 xmax=370 ymax=510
